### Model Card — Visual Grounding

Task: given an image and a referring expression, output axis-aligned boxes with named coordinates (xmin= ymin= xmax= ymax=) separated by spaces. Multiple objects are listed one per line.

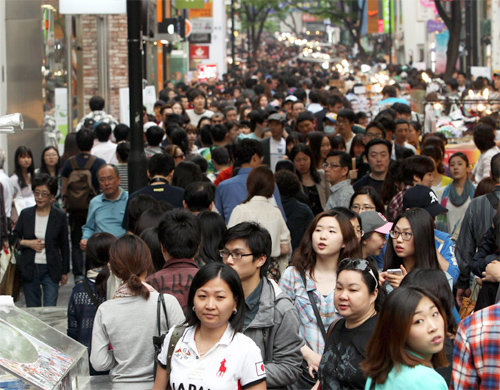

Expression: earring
xmin=233 ymin=308 xmax=237 ymax=314
xmin=192 ymin=306 xmax=196 ymax=312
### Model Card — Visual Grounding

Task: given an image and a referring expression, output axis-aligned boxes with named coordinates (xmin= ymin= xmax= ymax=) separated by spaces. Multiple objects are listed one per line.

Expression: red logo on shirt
xmin=217 ymin=359 xmax=227 ymax=377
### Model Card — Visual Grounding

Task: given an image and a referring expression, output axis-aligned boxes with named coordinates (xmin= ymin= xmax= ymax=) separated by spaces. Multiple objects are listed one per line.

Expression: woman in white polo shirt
xmin=153 ymin=263 xmax=266 ymax=390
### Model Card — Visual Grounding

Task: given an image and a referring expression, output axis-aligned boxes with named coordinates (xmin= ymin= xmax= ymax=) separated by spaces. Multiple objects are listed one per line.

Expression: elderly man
xmin=80 ymin=164 xmax=128 ymax=251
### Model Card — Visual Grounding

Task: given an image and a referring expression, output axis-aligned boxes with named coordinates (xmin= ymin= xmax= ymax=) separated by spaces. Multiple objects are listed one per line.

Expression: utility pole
xmin=127 ymin=0 xmax=148 ymax=193
xmin=231 ymin=0 xmax=235 ymax=70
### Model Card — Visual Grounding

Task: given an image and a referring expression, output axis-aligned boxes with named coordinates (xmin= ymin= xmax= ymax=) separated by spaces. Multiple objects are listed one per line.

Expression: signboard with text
xmin=60 ymin=0 xmax=125 ymax=14
xmin=197 ymin=64 xmax=217 ymax=81
xmin=190 ymin=2 xmax=212 ymax=18
xmin=189 ymin=33 xmax=211 ymax=44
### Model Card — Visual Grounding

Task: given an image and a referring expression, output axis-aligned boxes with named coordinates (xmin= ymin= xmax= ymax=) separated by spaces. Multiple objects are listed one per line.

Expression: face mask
xmin=324 ymin=125 xmax=335 ymax=134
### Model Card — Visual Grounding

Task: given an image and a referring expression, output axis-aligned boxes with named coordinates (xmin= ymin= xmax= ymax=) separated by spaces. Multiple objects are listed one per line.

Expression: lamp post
xmin=127 ymin=0 xmax=148 ymax=193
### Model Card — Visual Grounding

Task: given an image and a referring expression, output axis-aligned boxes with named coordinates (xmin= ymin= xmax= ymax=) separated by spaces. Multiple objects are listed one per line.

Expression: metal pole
xmin=65 ymin=14 xmax=73 ymax=132
xmin=388 ymin=0 xmax=392 ymax=66
xmin=96 ymin=15 xmax=111 ymax=114
xmin=127 ymin=0 xmax=148 ymax=193
xmin=231 ymin=0 xmax=235 ymax=69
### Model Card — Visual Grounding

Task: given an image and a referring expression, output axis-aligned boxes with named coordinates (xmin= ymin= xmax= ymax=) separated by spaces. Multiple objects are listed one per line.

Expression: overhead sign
xmin=190 ymin=2 xmax=212 ymax=18
xmin=191 ymin=18 xmax=213 ymax=33
xmin=197 ymin=64 xmax=217 ymax=81
xmin=177 ymin=0 xmax=205 ymax=9
xmin=60 ymin=0 xmax=126 ymax=14
xmin=189 ymin=33 xmax=211 ymax=44
xmin=190 ymin=45 xmax=210 ymax=60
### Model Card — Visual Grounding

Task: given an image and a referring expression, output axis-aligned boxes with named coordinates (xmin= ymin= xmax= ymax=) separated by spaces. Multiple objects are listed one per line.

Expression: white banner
xmin=60 ymin=0 xmax=126 ymax=14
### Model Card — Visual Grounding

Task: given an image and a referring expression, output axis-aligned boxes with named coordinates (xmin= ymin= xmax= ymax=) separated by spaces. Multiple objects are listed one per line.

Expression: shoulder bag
xmin=153 ymin=293 xmax=169 ymax=377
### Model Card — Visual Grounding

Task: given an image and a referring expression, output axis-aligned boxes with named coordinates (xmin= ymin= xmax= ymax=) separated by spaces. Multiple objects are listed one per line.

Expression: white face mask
xmin=324 ymin=125 xmax=335 ymax=134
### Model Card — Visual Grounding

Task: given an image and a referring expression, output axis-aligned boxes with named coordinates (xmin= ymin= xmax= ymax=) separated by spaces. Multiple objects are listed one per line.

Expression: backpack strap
xmin=69 ymin=156 xmax=79 ymax=170
xmin=81 ymin=279 xmax=102 ymax=308
xmin=82 ymin=155 xmax=97 ymax=170
xmin=166 ymin=325 xmax=187 ymax=378
xmin=486 ymin=192 xmax=499 ymax=210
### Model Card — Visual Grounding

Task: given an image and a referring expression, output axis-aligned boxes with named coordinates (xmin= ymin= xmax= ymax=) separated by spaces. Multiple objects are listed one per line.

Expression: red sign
xmin=190 ymin=45 xmax=209 ymax=59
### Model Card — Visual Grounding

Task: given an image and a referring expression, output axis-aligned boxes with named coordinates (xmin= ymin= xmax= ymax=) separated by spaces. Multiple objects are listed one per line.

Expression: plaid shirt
xmin=451 ymin=303 xmax=500 ymax=389
xmin=387 ymin=186 xmax=410 ymax=221
xmin=279 ymin=266 xmax=341 ymax=354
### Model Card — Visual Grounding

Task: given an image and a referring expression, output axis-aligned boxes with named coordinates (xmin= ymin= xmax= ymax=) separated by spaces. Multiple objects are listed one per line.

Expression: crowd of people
xmin=1 ymin=55 xmax=500 ymax=390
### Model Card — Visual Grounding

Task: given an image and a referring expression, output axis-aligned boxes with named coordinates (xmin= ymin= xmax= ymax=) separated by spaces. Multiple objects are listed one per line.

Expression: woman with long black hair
xmin=10 ymin=145 xmax=36 ymax=217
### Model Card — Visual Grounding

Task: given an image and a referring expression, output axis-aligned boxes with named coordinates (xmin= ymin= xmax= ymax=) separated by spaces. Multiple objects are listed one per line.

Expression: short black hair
xmin=212 ymin=147 xmax=230 ymax=165
xmin=76 ymin=128 xmax=95 ymax=152
xmin=126 ymin=194 xmax=159 ymax=233
xmin=296 ymin=111 xmax=315 ymax=124
xmin=365 ymin=138 xmax=391 ymax=155
xmin=395 ymin=118 xmax=409 ymax=126
xmin=392 ymin=102 xmax=411 ymax=115
xmin=95 ymin=122 xmax=112 ymax=142
xmin=184 ymin=181 xmax=215 ymax=212
xmin=402 ymin=155 xmax=435 ymax=185
xmin=223 ymin=222 xmax=271 ymax=278
xmin=337 ymin=108 xmax=356 ymax=123
xmin=235 ymin=139 xmax=263 ymax=165
xmin=365 ymin=121 xmax=386 ymax=138
xmin=89 ymin=96 xmax=105 ymax=111
xmin=275 ymin=169 xmax=302 ymax=197
xmin=146 ymin=125 xmax=164 ymax=147
xmin=211 ymin=124 xmax=228 ymax=142
xmin=326 ymin=150 xmax=352 ymax=170
xmin=31 ymin=173 xmax=58 ymax=196
xmin=116 ymin=142 xmax=130 ymax=162
xmin=382 ymin=85 xmax=397 ymax=97
xmin=445 ymin=78 xmax=459 ymax=91
xmin=158 ymin=209 xmax=201 ymax=259
xmin=185 ymin=263 xmax=245 ymax=332
xmin=473 ymin=123 xmax=496 ymax=152
xmin=148 ymin=153 xmax=175 ymax=177
xmin=113 ymin=124 xmax=130 ymax=142
xmin=327 ymin=94 xmax=343 ymax=107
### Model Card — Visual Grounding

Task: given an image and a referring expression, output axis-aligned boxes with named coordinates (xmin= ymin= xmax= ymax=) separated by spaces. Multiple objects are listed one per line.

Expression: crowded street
xmin=0 ymin=0 xmax=499 ymax=389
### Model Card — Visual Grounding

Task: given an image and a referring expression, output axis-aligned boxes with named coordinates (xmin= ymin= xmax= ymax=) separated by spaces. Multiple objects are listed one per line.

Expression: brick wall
xmin=81 ymin=14 xmax=128 ymax=121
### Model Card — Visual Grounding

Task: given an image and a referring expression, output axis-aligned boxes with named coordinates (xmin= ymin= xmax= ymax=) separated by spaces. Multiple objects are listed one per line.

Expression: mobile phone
xmin=387 ymin=269 xmax=403 ymax=276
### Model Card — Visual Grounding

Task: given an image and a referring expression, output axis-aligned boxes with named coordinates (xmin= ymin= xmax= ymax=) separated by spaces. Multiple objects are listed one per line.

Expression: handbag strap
xmin=300 ymin=273 xmax=327 ymax=342
xmin=166 ymin=326 xmax=187 ymax=378
xmin=81 ymin=279 xmax=101 ymax=308
xmin=156 ymin=292 xmax=169 ymax=336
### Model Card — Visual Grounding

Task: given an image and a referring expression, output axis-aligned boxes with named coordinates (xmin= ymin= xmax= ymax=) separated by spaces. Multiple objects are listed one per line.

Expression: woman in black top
xmin=316 ymin=258 xmax=385 ymax=390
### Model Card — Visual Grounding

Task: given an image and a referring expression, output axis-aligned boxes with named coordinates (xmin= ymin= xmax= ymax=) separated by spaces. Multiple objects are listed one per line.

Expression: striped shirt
xmin=451 ymin=303 xmax=500 ymax=389
xmin=279 ymin=266 xmax=341 ymax=354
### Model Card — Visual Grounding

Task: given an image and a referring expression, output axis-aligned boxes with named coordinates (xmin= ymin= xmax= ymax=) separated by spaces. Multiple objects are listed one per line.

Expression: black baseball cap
xmin=402 ymin=185 xmax=448 ymax=217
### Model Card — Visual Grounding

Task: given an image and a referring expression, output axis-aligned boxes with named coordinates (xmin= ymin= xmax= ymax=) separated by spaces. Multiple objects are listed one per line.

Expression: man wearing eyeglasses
xmin=221 ymin=222 xmax=303 ymax=389
xmin=324 ymin=151 xmax=354 ymax=210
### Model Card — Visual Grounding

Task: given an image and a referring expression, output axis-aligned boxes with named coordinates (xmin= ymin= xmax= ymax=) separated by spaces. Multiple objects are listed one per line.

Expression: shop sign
xmin=190 ymin=45 xmax=210 ymax=59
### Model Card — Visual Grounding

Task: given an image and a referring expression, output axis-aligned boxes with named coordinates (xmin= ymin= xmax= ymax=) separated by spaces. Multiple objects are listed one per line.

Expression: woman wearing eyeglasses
xmin=380 ymin=208 xmax=442 ymax=290
xmin=349 ymin=186 xmax=386 ymax=216
xmin=13 ymin=174 xmax=70 ymax=307
xmin=314 ymin=258 xmax=385 ymax=390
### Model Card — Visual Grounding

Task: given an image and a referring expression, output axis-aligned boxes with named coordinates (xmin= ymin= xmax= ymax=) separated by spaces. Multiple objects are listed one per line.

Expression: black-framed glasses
xmin=389 ymin=230 xmax=414 ymax=241
xmin=34 ymin=191 xmax=51 ymax=198
xmin=219 ymin=250 xmax=253 ymax=261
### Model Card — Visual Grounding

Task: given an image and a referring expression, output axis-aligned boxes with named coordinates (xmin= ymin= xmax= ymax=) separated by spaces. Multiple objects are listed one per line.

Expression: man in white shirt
xmin=262 ymin=113 xmax=286 ymax=172
xmin=186 ymin=89 xmax=213 ymax=126
xmin=0 ymin=149 xmax=13 ymax=218
xmin=393 ymin=119 xmax=417 ymax=154
xmin=91 ymin=122 xmax=118 ymax=165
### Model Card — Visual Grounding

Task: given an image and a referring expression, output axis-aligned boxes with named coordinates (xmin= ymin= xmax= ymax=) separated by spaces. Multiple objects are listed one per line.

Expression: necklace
xmin=194 ymin=328 xmax=210 ymax=357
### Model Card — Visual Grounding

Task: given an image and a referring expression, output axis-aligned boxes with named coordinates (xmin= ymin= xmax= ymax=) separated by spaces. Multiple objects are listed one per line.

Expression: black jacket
xmin=14 ymin=206 xmax=70 ymax=282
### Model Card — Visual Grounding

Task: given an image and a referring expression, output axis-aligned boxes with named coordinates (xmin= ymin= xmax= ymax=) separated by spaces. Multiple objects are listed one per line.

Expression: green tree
xmin=434 ymin=0 xmax=462 ymax=79
xmin=239 ymin=0 xmax=278 ymax=56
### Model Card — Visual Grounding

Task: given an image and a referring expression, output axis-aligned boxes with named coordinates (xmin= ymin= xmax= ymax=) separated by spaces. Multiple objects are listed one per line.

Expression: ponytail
xmin=127 ymin=273 xmax=150 ymax=299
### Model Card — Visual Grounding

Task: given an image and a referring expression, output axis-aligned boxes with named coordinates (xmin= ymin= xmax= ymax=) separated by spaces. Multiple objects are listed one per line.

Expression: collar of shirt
xmin=162 ymin=258 xmax=198 ymax=269
xmin=237 ymin=167 xmax=253 ymax=176
xmin=329 ymin=179 xmax=350 ymax=193
xmin=183 ymin=324 xmax=236 ymax=354
xmin=102 ymin=188 xmax=125 ymax=202
xmin=245 ymin=278 xmax=264 ymax=313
